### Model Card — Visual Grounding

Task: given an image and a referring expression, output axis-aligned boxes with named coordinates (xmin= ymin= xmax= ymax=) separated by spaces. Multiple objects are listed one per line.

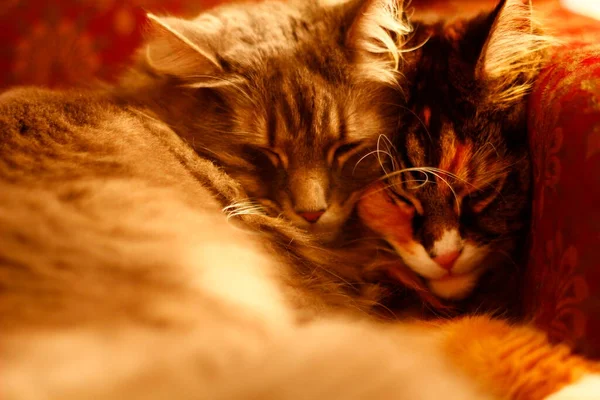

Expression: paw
xmin=545 ymin=374 xmax=600 ymax=400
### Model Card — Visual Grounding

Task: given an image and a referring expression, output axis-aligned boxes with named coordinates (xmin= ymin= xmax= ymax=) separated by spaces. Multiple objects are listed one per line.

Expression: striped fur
xmin=120 ymin=0 xmax=412 ymax=243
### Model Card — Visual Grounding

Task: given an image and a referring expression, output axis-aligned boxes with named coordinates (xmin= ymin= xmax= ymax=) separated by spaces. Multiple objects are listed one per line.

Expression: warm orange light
xmin=561 ymin=0 xmax=600 ymax=20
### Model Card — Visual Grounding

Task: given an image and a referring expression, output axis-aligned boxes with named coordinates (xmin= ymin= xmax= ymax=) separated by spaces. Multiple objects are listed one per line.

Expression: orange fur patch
xmin=444 ymin=20 xmax=467 ymax=44
xmin=438 ymin=138 xmax=472 ymax=195
xmin=441 ymin=317 xmax=600 ymax=400
xmin=422 ymin=106 xmax=432 ymax=128
xmin=357 ymin=183 xmax=414 ymax=244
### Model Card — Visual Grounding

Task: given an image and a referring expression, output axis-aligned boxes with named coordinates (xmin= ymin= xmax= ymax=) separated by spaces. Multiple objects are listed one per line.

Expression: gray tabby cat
xmin=0 ymin=0 xmax=598 ymax=399
xmin=119 ymin=0 xmax=407 ymax=243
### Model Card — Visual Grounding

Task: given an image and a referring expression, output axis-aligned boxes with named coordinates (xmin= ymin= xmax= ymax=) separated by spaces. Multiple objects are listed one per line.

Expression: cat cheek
xmin=383 ymin=191 xmax=395 ymax=205
xmin=395 ymin=201 xmax=414 ymax=217
xmin=387 ymin=209 xmax=413 ymax=237
xmin=356 ymin=184 xmax=394 ymax=231
xmin=357 ymin=186 xmax=416 ymax=242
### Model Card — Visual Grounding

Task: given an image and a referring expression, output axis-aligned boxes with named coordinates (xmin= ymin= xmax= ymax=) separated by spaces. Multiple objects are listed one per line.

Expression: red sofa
xmin=1 ymin=0 xmax=599 ymax=357
xmin=526 ymin=42 xmax=600 ymax=358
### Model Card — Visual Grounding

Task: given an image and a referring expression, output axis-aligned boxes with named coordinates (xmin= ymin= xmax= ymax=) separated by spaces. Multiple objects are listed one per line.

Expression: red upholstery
xmin=526 ymin=43 xmax=600 ymax=358
xmin=0 ymin=1 xmax=213 ymax=89
xmin=1 ymin=0 xmax=600 ymax=357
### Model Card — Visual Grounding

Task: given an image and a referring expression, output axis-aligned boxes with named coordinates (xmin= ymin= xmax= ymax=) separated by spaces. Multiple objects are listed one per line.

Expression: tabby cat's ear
xmin=144 ymin=14 xmax=231 ymax=88
xmin=475 ymin=0 xmax=552 ymax=104
xmin=343 ymin=0 xmax=411 ymax=85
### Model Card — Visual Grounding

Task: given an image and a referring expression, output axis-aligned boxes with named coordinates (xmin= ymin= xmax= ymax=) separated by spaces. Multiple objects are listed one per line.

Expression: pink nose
xmin=298 ymin=211 xmax=325 ymax=223
xmin=433 ymin=251 xmax=461 ymax=270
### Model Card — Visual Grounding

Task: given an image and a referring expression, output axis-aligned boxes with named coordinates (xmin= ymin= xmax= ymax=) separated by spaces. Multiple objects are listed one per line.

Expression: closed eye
xmin=257 ymin=147 xmax=287 ymax=169
xmin=389 ymin=188 xmax=413 ymax=206
xmin=467 ymin=179 xmax=505 ymax=213
xmin=328 ymin=141 xmax=365 ymax=167
xmin=386 ymin=185 xmax=425 ymax=215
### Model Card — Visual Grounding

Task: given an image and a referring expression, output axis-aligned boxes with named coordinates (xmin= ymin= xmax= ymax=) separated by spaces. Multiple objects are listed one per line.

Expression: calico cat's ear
xmin=343 ymin=0 xmax=412 ymax=85
xmin=475 ymin=0 xmax=553 ymax=104
xmin=144 ymin=14 xmax=232 ymax=88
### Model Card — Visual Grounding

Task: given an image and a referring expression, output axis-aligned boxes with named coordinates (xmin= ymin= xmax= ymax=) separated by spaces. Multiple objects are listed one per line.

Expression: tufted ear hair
xmin=144 ymin=13 xmax=237 ymax=88
xmin=475 ymin=0 xmax=555 ymax=105
xmin=342 ymin=0 xmax=412 ymax=85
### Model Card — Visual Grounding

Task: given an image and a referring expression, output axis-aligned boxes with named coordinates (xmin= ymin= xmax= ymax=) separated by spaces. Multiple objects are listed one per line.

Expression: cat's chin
xmin=426 ymin=272 xmax=479 ymax=300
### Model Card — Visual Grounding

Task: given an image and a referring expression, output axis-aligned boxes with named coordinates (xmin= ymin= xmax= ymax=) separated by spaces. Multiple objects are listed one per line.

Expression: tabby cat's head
xmin=127 ymin=0 xmax=411 ymax=242
xmin=358 ymin=0 xmax=553 ymax=300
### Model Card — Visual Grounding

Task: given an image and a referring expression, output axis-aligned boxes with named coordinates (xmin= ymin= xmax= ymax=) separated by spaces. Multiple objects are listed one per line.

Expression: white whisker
xmin=379 ymin=134 xmax=398 ymax=171
xmin=379 ymin=167 xmax=459 ymax=207
xmin=222 ymin=200 xmax=265 ymax=220
xmin=353 ymin=149 xmax=394 ymax=175
xmin=376 ymin=135 xmax=392 ymax=175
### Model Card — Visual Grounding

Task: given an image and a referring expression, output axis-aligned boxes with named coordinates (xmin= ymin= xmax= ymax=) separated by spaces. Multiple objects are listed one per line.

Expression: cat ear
xmin=145 ymin=14 xmax=232 ymax=88
xmin=475 ymin=0 xmax=552 ymax=104
xmin=344 ymin=0 xmax=412 ymax=85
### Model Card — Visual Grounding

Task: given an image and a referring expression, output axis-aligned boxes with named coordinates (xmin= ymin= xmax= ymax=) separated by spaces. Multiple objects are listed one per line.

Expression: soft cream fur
xmin=546 ymin=375 xmax=600 ymax=400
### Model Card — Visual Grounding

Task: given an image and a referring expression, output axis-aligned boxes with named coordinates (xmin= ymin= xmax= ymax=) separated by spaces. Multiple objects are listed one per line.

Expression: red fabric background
xmin=1 ymin=0 xmax=600 ymax=357
xmin=0 ymin=1 xmax=216 ymax=89
xmin=526 ymin=44 xmax=600 ymax=358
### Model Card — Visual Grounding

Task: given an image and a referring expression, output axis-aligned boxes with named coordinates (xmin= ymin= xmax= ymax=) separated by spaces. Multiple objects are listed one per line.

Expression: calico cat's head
xmin=126 ymin=0 xmax=411 ymax=242
xmin=358 ymin=0 xmax=554 ymax=300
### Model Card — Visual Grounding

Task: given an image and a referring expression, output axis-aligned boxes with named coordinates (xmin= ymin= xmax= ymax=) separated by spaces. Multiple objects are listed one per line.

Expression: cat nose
xmin=433 ymin=251 xmax=461 ymax=271
xmin=298 ymin=210 xmax=325 ymax=223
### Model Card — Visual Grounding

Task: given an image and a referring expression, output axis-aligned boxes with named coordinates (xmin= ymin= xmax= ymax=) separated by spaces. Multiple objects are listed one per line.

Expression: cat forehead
xmin=398 ymin=120 xmax=507 ymax=194
xmin=235 ymin=68 xmax=386 ymax=146
xmin=404 ymin=122 xmax=473 ymax=173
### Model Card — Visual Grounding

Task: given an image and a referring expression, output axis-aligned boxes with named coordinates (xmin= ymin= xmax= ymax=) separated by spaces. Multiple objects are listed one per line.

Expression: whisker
xmin=353 ymin=149 xmax=395 ymax=175
xmin=358 ymin=180 xmax=428 ymax=200
xmin=379 ymin=166 xmax=477 ymax=205
xmin=380 ymin=102 xmax=433 ymax=144
xmin=370 ymin=299 xmax=398 ymax=319
xmin=222 ymin=200 xmax=265 ymax=220
xmin=376 ymin=135 xmax=393 ymax=175
xmin=193 ymin=144 xmax=223 ymax=159
xmin=379 ymin=134 xmax=399 ymax=171
xmin=429 ymin=171 xmax=459 ymax=207
xmin=417 ymin=167 xmax=479 ymax=191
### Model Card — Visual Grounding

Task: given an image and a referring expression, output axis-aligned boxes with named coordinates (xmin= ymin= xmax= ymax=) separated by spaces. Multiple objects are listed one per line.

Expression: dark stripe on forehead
xmin=317 ymin=95 xmax=331 ymax=138
xmin=389 ymin=134 xmax=419 ymax=191
xmin=336 ymin=101 xmax=346 ymax=140
xmin=267 ymin=106 xmax=277 ymax=147
xmin=401 ymin=130 xmax=429 ymax=169
xmin=294 ymin=81 xmax=316 ymax=141
xmin=279 ymin=89 xmax=298 ymax=136
xmin=267 ymin=68 xmax=343 ymax=145
xmin=395 ymin=135 xmax=414 ymax=170
xmin=397 ymin=102 xmax=451 ymax=167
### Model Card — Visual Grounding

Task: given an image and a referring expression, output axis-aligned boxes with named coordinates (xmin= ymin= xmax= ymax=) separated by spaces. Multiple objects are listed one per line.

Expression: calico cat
xmin=358 ymin=0 xmax=550 ymax=309
xmin=1 ymin=0 xmax=600 ymax=399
